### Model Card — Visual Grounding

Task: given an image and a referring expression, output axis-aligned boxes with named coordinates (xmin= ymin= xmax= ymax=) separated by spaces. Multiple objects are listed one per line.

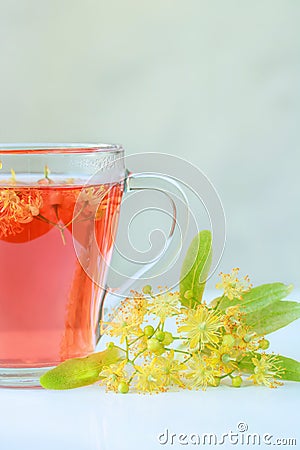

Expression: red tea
xmin=0 ymin=181 xmax=122 ymax=367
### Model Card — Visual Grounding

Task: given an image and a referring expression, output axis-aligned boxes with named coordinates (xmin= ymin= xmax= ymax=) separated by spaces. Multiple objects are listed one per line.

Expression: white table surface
xmin=0 ymin=294 xmax=299 ymax=450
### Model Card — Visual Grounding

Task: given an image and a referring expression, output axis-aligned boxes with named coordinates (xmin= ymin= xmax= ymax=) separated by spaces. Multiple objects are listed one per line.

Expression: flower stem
xmin=128 ymin=335 xmax=144 ymax=347
xmin=125 ymin=337 xmax=129 ymax=360
xmin=132 ymin=348 xmax=147 ymax=363
xmin=113 ymin=345 xmax=127 ymax=354
xmin=35 ymin=214 xmax=67 ymax=245
xmin=128 ymin=370 xmax=138 ymax=384
xmin=36 ymin=214 xmax=61 ymax=228
xmin=214 ymin=294 xmax=225 ymax=310
xmin=62 ymin=201 xmax=88 ymax=229
xmin=219 ymin=370 xmax=235 ymax=380
xmin=165 ymin=348 xmax=191 ymax=356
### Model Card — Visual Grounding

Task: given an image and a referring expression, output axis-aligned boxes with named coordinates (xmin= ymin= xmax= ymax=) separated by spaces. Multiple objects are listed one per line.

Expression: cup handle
xmin=96 ymin=169 xmax=188 ymax=343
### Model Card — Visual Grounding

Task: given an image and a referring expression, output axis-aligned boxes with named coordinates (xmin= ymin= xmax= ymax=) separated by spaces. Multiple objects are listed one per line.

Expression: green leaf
xmin=238 ymin=353 xmax=300 ymax=382
xmin=40 ymin=346 xmax=122 ymax=390
xmin=180 ymin=230 xmax=212 ymax=308
xmin=245 ymin=300 xmax=300 ymax=335
xmin=218 ymin=282 xmax=293 ymax=313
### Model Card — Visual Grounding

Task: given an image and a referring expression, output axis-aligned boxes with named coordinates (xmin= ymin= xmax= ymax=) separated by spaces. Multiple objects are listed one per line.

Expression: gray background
xmin=0 ymin=1 xmax=299 ymax=287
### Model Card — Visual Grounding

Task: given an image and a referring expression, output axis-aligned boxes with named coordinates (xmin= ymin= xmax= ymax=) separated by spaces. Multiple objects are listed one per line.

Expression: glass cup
xmin=0 ymin=144 xmax=181 ymax=387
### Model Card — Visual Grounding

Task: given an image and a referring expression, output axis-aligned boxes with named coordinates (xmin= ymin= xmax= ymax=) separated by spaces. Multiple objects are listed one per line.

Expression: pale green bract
xmin=40 ymin=347 xmax=122 ymax=390
xmin=179 ymin=230 xmax=212 ymax=308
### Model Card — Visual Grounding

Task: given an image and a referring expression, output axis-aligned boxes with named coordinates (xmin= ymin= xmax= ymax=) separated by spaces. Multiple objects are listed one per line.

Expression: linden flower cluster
xmin=99 ymin=272 xmax=283 ymax=394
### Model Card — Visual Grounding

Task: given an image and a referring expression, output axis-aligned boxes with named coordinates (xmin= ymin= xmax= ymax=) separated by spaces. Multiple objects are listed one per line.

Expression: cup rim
xmin=0 ymin=143 xmax=124 ymax=154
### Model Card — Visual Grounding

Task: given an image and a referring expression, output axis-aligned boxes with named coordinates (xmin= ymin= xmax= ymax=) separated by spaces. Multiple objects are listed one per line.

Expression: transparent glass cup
xmin=0 ymin=144 xmax=181 ymax=387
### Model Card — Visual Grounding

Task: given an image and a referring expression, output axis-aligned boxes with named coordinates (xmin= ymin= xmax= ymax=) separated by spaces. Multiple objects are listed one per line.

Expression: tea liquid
xmin=0 ymin=182 xmax=122 ymax=367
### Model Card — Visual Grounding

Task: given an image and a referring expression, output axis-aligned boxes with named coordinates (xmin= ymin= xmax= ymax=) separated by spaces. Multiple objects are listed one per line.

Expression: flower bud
xmin=155 ymin=331 xmax=165 ymax=342
xmin=259 ymin=339 xmax=270 ymax=350
xmin=144 ymin=325 xmax=155 ymax=337
xmin=162 ymin=332 xmax=174 ymax=346
xmin=231 ymin=376 xmax=243 ymax=388
xmin=142 ymin=285 xmax=152 ymax=295
xmin=118 ymin=381 xmax=129 ymax=394
xmin=106 ymin=342 xmax=115 ymax=349
xmin=147 ymin=338 xmax=165 ymax=354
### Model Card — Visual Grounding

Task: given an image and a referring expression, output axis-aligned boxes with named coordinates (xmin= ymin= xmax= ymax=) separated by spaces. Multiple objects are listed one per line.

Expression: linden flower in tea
xmin=79 ymin=186 xmax=106 ymax=206
xmin=0 ymin=188 xmax=43 ymax=237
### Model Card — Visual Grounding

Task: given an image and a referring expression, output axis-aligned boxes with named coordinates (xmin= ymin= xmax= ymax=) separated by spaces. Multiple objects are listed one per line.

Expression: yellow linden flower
xmin=208 ymin=343 xmax=238 ymax=373
xmin=216 ymin=268 xmax=252 ymax=300
xmin=223 ymin=305 xmax=244 ymax=332
xmin=153 ymin=350 xmax=186 ymax=387
xmin=185 ymin=354 xmax=220 ymax=390
xmin=104 ymin=310 xmax=141 ymax=342
xmin=99 ymin=360 xmax=128 ymax=392
xmin=233 ymin=325 xmax=260 ymax=353
xmin=104 ymin=311 xmax=143 ymax=343
xmin=178 ymin=305 xmax=222 ymax=350
xmin=103 ymin=295 xmax=147 ymax=343
xmin=130 ymin=292 xmax=148 ymax=318
xmin=135 ymin=361 xmax=166 ymax=393
xmin=147 ymin=291 xmax=180 ymax=321
xmin=249 ymin=354 xmax=284 ymax=388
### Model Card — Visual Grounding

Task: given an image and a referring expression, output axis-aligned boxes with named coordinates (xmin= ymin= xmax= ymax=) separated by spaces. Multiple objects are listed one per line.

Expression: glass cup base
xmin=0 ymin=367 xmax=54 ymax=388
